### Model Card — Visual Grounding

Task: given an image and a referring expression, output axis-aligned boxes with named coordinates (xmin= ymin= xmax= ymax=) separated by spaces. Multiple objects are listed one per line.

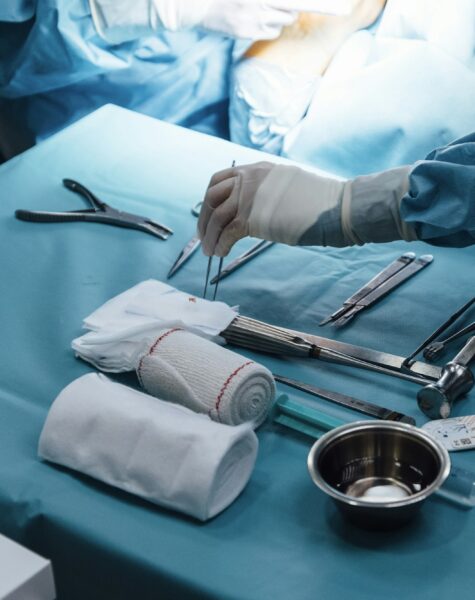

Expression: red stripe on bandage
xmin=136 ymin=328 xmax=182 ymax=386
xmin=213 ymin=361 xmax=253 ymax=420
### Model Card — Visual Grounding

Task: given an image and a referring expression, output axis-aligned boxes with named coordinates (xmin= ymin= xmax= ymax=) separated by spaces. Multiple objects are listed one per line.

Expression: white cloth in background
xmin=89 ymin=0 xmax=354 ymax=44
xmin=284 ymin=0 xmax=475 ymax=176
xmin=73 ymin=280 xmax=238 ymax=372
xmin=38 ymin=373 xmax=258 ymax=521
xmin=230 ymin=59 xmax=321 ymax=155
xmin=138 ymin=328 xmax=275 ymax=427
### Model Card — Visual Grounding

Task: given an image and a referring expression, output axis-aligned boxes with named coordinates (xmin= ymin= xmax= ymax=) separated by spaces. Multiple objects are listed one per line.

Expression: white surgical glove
xmin=200 ymin=0 xmax=297 ymax=40
xmin=200 ymin=1 xmax=355 ymax=39
xmin=198 ymin=162 xmax=418 ymax=256
xmin=90 ymin=0 xmax=352 ymax=44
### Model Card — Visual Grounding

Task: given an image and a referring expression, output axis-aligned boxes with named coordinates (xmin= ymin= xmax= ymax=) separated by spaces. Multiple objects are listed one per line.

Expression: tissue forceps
xmin=424 ymin=321 xmax=475 ymax=360
xmin=203 ymin=161 xmax=235 ymax=300
xmin=15 ymin=179 xmax=173 ymax=240
xmin=403 ymin=295 xmax=475 ymax=367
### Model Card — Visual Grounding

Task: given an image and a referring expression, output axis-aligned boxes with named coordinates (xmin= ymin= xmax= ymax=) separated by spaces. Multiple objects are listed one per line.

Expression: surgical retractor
xmin=423 ymin=322 xmax=475 ymax=360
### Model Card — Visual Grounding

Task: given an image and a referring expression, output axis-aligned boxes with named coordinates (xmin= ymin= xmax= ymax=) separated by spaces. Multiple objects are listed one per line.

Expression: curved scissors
xmin=167 ymin=201 xmax=203 ymax=278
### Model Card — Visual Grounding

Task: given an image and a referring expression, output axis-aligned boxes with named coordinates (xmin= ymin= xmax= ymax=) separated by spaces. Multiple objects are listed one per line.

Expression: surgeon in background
xmin=198 ymin=133 xmax=475 ymax=257
xmin=0 ymin=0 xmax=318 ymax=160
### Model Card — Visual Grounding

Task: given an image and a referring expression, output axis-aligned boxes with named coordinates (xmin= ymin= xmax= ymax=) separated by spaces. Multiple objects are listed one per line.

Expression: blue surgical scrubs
xmin=0 ymin=0 xmax=233 ymax=144
xmin=403 ymin=133 xmax=475 ymax=247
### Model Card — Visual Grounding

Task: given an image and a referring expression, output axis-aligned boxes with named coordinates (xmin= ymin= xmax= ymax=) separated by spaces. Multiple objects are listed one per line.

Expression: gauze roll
xmin=137 ymin=328 xmax=275 ymax=427
xmin=38 ymin=373 xmax=258 ymax=521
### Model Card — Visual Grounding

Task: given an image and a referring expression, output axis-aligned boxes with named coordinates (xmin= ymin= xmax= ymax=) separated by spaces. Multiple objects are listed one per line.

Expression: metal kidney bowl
xmin=308 ymin=421 xmax=450 ymax=529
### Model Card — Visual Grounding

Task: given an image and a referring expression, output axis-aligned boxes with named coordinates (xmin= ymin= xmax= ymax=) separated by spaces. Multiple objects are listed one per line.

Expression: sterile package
xmin=423 ymin=416 xmax=475 ymax=452
xmin=38 ymin=373 xmax=259 ymax=521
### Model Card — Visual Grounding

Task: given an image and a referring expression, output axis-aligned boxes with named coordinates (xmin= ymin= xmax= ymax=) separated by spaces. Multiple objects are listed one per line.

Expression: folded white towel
xmin=38 ymin=374 xmax=258 ymax=521
xmin=138 ymin=328 xmax=275 ymax=427
xmin=73 ymin=280 xmax=239 ymax=372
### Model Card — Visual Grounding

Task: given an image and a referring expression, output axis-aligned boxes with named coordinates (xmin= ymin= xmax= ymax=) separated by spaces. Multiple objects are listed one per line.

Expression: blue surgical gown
xmin=0 ymin=0 xmax=233 ymax=143
xmin=402 ymin=133 xmax=475 ymax=247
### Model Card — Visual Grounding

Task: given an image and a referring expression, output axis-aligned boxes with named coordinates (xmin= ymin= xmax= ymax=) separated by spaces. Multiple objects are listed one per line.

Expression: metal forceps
xmin=403 ymin=295 xmax=475 ymax=368
xmin=203 ymin=160 xmax=236 ymax=301
xmin=15 ymin=179 xmax=173 ymax=240
xmin=423 ymin=321 xmax=475 ymax=360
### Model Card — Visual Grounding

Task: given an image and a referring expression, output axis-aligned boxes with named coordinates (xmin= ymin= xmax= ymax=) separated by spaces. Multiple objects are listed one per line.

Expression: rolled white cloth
xmin=137 ymin=328 xmax=275 ymax=427
xmin=38 ymin=373 xmax=258 ymax=521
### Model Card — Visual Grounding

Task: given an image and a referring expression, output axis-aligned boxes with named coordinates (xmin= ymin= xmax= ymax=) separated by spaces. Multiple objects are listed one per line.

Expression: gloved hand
xmin=198 ymin=162 xmax=418 ymax=256
xmin=199 ymin=1 xmax=355 ymax=39
xmin=200 ymin=0 xmax=298 ymax=40
xmin=90 ymin=0 xmax=352 ymax=44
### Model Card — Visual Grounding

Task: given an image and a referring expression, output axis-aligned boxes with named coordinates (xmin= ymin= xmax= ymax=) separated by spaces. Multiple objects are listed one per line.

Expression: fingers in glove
xmin=201 ymin=191 xmax=240 ymax=256
xmin=214 ymin=218 xmax=247 ymax=257
xmin=198 ymin=176 xmax=236 ymax=240
xmin=208 ymin=166 xmax=238 ymax=188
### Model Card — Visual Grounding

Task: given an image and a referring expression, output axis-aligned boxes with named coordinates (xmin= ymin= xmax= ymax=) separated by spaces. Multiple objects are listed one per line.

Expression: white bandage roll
xmin=137 ymin=328 xmax=275 ymax=427
xmin=38 ymin=373 xmax=258 ymax=521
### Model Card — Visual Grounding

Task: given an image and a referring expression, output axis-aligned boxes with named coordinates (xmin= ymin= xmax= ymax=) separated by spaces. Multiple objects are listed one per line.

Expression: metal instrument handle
xmin=15 ymin=209 xmax=90 ymax=223
xmin=63 ymin=178 xmax=107 ymax=210
xmin=404 ymin=295 xmax=475 ymax=367
xmin=423 ymin=321 xmax=475 ymax=360
xmin=274 ymin=374 xmax=415 ymax=424
xmin=354 ymin=255 xmax=433 ymax=307
xmin=453 ymin=335 xmax=475 ymax=367
xmin=342 ymin=252 xmax=416 ymax=306
xmin=320 ymin=252 xmax=415 ymax=325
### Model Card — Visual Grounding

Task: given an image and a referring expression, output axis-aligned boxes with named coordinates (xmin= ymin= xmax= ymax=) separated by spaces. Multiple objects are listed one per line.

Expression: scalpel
xmin=332 ymin=254 xmax=433 ymax=327
xmin=320 ymin=252 xmax=416 ymax=326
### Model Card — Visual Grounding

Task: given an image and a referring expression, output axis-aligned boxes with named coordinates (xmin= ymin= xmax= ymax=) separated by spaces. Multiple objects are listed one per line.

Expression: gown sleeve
xmin=401 ymin=132 xmax=475 ymax=247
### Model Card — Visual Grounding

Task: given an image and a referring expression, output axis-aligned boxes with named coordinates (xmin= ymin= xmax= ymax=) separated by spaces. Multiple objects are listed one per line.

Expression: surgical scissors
xmin=15 ymin=179 xmax=173 ymax=240
xmin=210 ymin=240 xmax=274 ymax=285
xmin=167 ymin=201 xmax=203 ymax=279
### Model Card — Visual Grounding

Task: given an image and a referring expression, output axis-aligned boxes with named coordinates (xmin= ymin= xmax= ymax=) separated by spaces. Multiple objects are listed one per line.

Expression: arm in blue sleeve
xmin=0 ymin=0 xmax=34 ymax=21
xmin=0 ymin=0 xmax=142 ymax=98
xmin=401 ymin=132 xmax=475 ymax=247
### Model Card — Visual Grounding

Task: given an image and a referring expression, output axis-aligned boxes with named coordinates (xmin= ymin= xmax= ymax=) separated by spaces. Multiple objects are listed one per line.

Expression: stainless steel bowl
xmin=308 ymin=421 xmax=450 ymax=529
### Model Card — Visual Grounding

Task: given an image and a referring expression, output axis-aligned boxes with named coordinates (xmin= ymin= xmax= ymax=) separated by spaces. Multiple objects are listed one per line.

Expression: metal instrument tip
xmin=213 ymin=257 xmax=224 ymax=301
xmin=203 ymin=256 xmax=212 ymax=299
